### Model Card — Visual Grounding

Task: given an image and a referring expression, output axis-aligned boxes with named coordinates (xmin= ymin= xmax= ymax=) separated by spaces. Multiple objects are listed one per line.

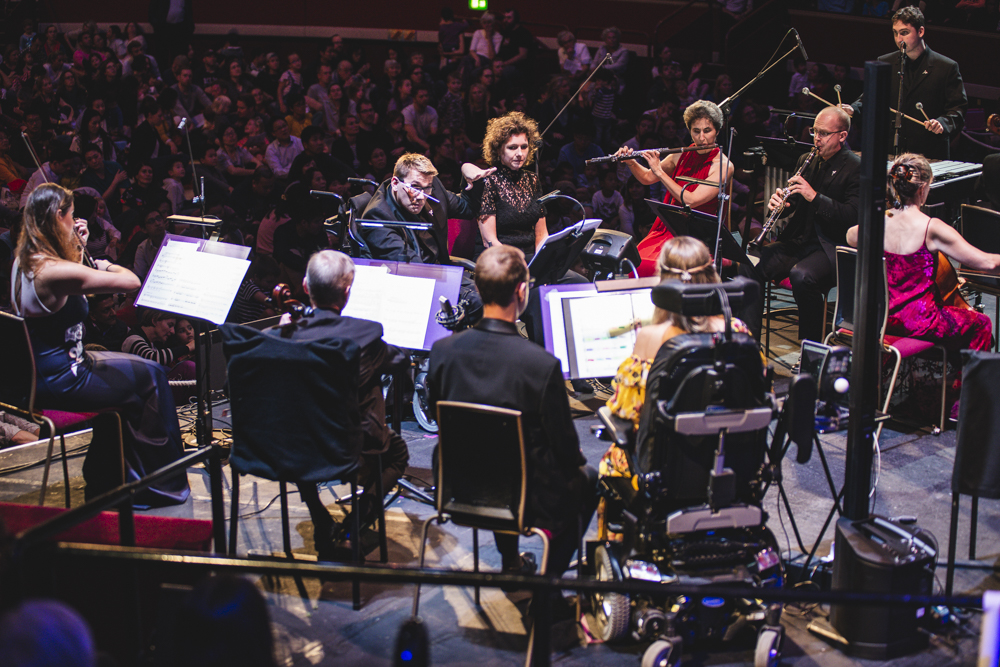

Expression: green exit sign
xmin=469 ymin=0 xmax=487 ymax=9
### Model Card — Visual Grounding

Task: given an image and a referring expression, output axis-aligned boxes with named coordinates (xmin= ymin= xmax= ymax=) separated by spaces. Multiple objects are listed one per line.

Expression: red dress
xmin=635 ymin=146 xmax=720 ymax=277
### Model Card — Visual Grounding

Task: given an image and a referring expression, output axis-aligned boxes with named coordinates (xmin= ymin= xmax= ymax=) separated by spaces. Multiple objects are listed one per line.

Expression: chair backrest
xmin=960 ymin=204 xmax=1000 ymax=291
xmin=831 ymin=246 xmax=888 ymax=340
xmin=0 ymin=311 xmax=37 ymax=414
xmin=635 ymin=331 xmax=771 ymax=511
xmin=221 ymin=324 xmax=363 ymax=484
xmin=435 ymin=401 xmax=527 ymax=534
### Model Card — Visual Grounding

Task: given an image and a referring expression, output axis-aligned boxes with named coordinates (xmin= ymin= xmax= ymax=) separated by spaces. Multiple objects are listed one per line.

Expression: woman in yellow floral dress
xmin=597 ymin=236 xmax=753 ymax=539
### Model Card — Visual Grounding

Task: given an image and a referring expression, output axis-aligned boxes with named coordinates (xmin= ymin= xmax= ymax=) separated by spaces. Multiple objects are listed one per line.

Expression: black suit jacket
xmin=428 ymin=318 xmax=586 ymax=532
xmin=851 ymin=46 xmax=966 ymax=160
xmin=268 ymin=308 xmax=407 ymax=454
xmin=361 ymin=177 xmax=477 ymax=264
xmin=777 ymin=146 xmax=861 ymax=267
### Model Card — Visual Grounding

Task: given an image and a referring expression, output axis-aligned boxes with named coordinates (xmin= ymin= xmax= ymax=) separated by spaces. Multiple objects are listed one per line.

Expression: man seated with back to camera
xmin=362 ymin=152 xmax=493 ymax=324
xmin=428 ymin=245 xmax=598 ymax=617
xmin=738 ymin=106 xmax=860 ymax=347
xmin=268 ymin=250 xmax=410 ymax=559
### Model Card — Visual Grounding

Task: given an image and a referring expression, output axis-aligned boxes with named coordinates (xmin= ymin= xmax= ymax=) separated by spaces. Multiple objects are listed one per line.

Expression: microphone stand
xmin=894 ymin=43 xmax=906 ymax=158
xmin=178 ymin=118 xmax=209 ymax=236
xmin=712 ymin=126 xmax=735 ymax=272
xmin=535 ymin=53 xmax=615 ymax=182
xmin=717 ymin=30 xmax=801 ymax=119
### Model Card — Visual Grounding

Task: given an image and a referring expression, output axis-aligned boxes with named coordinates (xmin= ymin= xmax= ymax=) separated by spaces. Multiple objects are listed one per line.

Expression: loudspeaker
xmin=580 ymin=229 xmax=640 ymax=275
xmin=829 ymin=515 xmax=937 ymax=659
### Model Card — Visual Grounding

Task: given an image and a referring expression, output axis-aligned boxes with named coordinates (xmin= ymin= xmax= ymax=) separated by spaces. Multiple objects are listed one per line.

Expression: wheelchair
xmin=588 ymin=277 xmax=813 ymax=667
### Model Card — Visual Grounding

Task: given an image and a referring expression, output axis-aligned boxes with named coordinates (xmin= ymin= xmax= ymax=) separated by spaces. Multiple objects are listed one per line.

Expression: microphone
xmin=310 ymin=190 xmax=344 ymax=202
xmin=792 ymin=28 xmax=808 ymax=61
xmin=537 ymin=189 xmax=562 ymax=204
xmin=348 ymin=177 xmax=379 ymax=188
xmin=176 ymin=117 xmax=188 ymax=132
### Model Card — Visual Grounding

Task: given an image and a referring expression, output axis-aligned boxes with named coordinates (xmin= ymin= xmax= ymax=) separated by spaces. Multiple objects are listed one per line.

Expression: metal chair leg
xmin=229 ymin=473 xmax=241 ymax=556
xmin=412 ymin=515 xmax=440 ymax=617
xmin=351 ymin=477 xmax=361 ymax=610
xmin=946 ymin=491 xmax=960 ymax=596
xmin=39 ymin=433 xmax=57 ymax=506
xmin=279 ymin=481 xmax=292 ymax=558
xmin=970 ymin=494 xmax=979 ymax=560
xmin=473 ymin=527 xmax=480 ymax=607
xmin=375 ymin=454 xmax=388 ymax=563
xmin=59 ymin=434 xmax=71 ymax=508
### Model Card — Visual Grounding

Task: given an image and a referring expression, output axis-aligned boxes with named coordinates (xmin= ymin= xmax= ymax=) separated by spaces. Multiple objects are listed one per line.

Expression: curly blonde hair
xmin=482 ymin=111 xmax=541 ymax=168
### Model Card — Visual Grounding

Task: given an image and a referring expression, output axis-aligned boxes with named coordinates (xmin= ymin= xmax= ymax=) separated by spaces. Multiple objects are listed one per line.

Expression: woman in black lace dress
xmin=478 ymin=111 xmax=547 ymax=260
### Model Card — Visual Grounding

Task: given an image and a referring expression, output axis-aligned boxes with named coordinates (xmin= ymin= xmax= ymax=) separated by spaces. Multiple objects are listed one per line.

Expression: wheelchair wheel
xmin=641 ymin=639 xmax=680 ymax=667
xmin=754 ymin=627 xmax=783 ymax=667
xmin=412 ymin=369 xmax=438 ymax=433
xmin=590 ymin=545 xmax=630 ymax=642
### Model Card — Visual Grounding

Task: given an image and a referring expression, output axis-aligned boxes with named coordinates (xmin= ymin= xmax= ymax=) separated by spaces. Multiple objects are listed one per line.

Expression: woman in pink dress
xmin=847 ymin=153 xmax=1000 ymax=418
xmin=614 ymin=100 xmax=734 ymax=276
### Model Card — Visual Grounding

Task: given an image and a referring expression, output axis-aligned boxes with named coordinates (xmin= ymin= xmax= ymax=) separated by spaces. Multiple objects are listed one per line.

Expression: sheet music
xmin=136 ymin=241 xmax=250 ymax=324
xmin=342 ymin=265 xmax=436 ymax=349
xmin=564 ymin=291 xmax=655 ymax=378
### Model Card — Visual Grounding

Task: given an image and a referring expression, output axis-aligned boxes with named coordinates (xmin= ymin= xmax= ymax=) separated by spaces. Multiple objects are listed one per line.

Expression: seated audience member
xmin=162 ymin=156 xmax=189 ymax=216
xmin=0 ymin=411 xmax=40 ymax=447
xmin=402 ymin=85 xmax=439 ymax=152
xmin=556 ymin=122 xmax=605 ymax=184
xmin=19 ymin=143 xmax=74 ymax=208
xmin=83 ymin=293 xmax=130 ymax=352
xmin=73 ymin=192 xmax=120 ymax=259
xmin=557 ymin=30 xmax=592 ymax=79
xmin=265 ymin=250 xmax=409 ymax=557
xmin=619 ymin=176 xmax=655 ymax=238
xmin=282 ymin=92 xmax=312 ymax=138
xmin=330 ymin=115 xmax=363 ymax=173
xmin=198 ymin=144 xmax=234 ymax=201
xmin=123 ymin=309 xmax=195 ymax=367
xmin=80 ymin=144 xmax=128 ymax=214
xmin=228 ymin=255 xmax=280 ymax=323
xmin=288 ymin=128 xmax=354 ymax=184
xmin=847 ymin=153 xmax=1000 ymax=419
xmin=132 ymin=207 xmax=170 ymax=282
xmin=217 ymin=126 xmax=260 ymax=184
xmin=174 ymin=574 xmax=278 ymax=667
xmin=598 ymin=236 xmax=754 ymax=539
xmin=129 ymin=97 xmax=175 ymax=172
xmin=264 ymin=118 xmax=304 ymax=181
xmin=230 ymin=165 xmax=278 ymax=227
xmin=273 ymin=211 xmax=330 ymax=293
xmin=591 ymin=170 xmax=623 ymax=229
xmin=255 ymin=204 xmax=292 ymax=256
xmin=126 ymin=160 xmax=168 ymax=212
xmin=428 ymin=245 xmax=597 ymax=611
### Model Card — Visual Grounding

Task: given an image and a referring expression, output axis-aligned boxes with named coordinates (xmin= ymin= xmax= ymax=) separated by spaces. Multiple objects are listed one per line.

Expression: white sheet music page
xmin=566 ymin=290 xmax=655 ymax=378
xmin=136 ymin=241 xmax=250 ymax=324
xmin=342 ymin=265 xmax=436 ymax=349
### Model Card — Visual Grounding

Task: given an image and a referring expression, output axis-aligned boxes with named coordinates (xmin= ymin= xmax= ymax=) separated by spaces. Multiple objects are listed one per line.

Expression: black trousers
xmin=739 ymin=240 xmax=834 ymax=344
xmin=494 ymin=465 xmax=599 ymax=578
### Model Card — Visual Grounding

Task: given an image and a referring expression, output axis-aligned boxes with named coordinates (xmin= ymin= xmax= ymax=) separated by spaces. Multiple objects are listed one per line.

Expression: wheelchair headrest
xmin=650 ymin=276 xmax=752 ymax=317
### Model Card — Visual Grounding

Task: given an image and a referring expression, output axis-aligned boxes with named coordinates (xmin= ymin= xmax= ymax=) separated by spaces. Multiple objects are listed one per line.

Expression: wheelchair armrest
xmin=595 ymin=406 xmax=634 ymax=449
xmin=449 ymin=256 xmax=476 ymax=272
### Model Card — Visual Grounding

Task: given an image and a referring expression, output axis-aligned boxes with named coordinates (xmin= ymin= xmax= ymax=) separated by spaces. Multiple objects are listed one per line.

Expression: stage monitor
xmin=541 ymin=277 xmax=659 ymax=379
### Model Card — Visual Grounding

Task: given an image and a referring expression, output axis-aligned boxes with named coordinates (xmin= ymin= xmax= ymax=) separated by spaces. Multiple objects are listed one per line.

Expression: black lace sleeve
xmin=480 ymin=174 xmax=498 ymax=217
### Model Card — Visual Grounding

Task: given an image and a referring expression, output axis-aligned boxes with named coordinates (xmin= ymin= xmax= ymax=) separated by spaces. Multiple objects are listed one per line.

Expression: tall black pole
xmin=843 ymin=60 xmax=890 ymax=520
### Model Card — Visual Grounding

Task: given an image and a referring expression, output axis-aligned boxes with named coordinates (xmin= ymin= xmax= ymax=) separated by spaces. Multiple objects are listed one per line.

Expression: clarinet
xmin=748 ymin=147 xmax=819 ymax=250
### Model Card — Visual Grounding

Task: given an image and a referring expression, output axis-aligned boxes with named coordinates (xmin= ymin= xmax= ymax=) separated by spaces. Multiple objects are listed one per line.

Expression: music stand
xmin=136 ymin=234 xmax=252 ymax=553
xmin=644 ymin=201 xmax=752 ymax=267
xmin=759 ymin=137 xmax=815 ymax=173
xmin=527 ymin=218 xmax=601 ymax=285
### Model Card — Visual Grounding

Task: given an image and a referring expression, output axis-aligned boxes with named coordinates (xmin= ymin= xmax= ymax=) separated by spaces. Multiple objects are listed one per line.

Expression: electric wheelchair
xmin=589 ymin=277 xmax=814 ymax=667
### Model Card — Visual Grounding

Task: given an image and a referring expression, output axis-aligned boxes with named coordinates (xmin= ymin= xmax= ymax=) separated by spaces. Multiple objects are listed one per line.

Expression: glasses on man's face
xmin=401 ymin=181 xmax=433 ymax=195
xmin=808 ymin=127 xmax=842 ymax=138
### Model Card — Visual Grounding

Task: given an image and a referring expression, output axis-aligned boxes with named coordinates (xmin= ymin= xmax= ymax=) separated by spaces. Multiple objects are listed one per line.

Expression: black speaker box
xmin=829 ymin=515 xmax=937 ymax=659
xmin=581 ymin=229 xmax=640 ymax=272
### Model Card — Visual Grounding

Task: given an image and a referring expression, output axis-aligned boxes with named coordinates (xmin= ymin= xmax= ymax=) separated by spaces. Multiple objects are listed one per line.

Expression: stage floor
xmin=0 ymin=395 xmax=996 ymax=666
